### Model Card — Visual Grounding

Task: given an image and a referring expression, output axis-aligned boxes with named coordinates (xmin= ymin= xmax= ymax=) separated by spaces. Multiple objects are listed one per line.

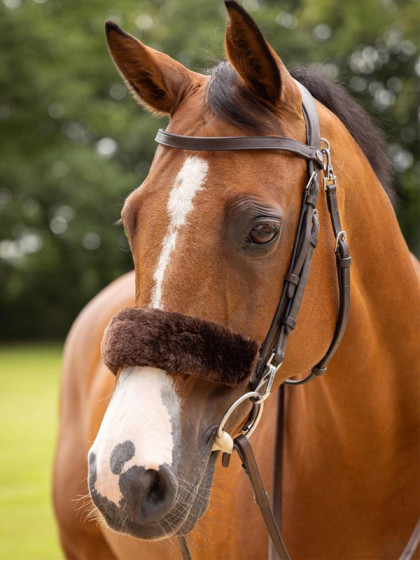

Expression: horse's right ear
xmin=224 ymin=1 xmax=299 ymax=111
xmin=105 ymin=21 xmax=196 ymax=116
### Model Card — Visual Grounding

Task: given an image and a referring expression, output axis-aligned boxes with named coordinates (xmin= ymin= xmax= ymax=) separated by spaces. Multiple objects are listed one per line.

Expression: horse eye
xmin=248 ymin=223 xmax=279 ymax=245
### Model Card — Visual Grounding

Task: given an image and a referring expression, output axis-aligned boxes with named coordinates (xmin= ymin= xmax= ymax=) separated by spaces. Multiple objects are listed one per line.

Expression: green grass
xmin=0 ymin=344 xmax=64 ymax=560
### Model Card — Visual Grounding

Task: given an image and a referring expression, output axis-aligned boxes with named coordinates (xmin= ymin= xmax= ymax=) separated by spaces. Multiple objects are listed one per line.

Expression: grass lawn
xmin=0 ymin=344 xmax=64 ymax=560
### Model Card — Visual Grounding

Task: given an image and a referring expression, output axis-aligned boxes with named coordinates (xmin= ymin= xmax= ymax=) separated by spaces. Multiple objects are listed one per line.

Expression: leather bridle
xmin=154 ymin=82 xmax=419 ymax=560
xmin=156 ymin=81 xmax=351 ymax=394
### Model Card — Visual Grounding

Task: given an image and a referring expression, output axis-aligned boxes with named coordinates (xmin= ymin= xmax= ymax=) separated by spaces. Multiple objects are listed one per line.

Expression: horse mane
xmin=207 ymin=62 xmax=394 ymax=203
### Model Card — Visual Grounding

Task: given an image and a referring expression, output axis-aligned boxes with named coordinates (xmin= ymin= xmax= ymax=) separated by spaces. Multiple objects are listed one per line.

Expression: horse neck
xmin=291 ymin=110 xmax=420 ymax=465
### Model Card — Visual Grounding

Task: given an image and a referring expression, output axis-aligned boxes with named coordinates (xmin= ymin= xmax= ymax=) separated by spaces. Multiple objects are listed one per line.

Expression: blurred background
xmin=0 ymin=0 xmax=418 ymax=558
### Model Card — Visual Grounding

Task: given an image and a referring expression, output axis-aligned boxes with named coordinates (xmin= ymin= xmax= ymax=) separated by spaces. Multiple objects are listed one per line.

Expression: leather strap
xmin=178 ymin=536 xmax=192 ymax=560
xmin=155 ymin=129 xmax=324 ymax=165
xmin=178 ymin=413 xmax=420 ymax=561
xmin=177 ymin=432 xmax=291 ymax=561
xmin=255 ymin=82 xmax=351 ymax=388
xmin=254 ymin=82 xmax=325 ymax=384
xmin=400 ymin=518 xmax=420 ymax=560
xmin=234 ymin=435 xmax=290 ymax=560
xmin=270 ymin=384 xmax=286 ymax=560
xmin=160 ymin=80 xmax=413 ymax=561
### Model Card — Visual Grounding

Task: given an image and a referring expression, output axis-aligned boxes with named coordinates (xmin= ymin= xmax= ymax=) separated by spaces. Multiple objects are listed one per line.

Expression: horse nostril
xmin=119 ymin=464 xmax=178 ymax=523
xmin=146 ymin=470 xmax=165 ymax=505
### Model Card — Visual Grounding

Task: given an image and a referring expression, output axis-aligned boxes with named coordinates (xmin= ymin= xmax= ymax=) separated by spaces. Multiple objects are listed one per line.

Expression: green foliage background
xmin=1 ymin=0 xmax=419 ymax=340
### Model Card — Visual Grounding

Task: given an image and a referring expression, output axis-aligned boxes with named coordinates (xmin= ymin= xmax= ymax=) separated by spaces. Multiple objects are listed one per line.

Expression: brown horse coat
xmin=53 ymin=2 xmax=420 ymax=559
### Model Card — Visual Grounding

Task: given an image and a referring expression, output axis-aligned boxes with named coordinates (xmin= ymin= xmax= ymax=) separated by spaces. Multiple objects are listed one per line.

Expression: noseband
xmin=101 ymin=81 xmax=353 ymax=559
xmin=102 ymin=306 xmax=259 ymax=385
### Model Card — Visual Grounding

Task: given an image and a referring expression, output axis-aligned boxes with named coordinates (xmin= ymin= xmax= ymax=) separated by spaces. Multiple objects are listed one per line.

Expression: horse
xmin=53 ymin=2 xmax=420 ymax=559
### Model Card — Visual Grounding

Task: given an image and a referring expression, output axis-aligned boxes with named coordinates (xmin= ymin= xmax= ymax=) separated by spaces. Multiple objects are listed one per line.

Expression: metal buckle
xmin=212 ymin=354 xmax=283 ymax=454
xmin=305 ymin=170 xmax=317 ymax=191
xmin=240 ymin=400 xmax=264 ymax=439
xmin=321 ymin=138 xmax=336 ymax=191
xmin=252 ymin=353 xmax=283 ymax=404
xmin=323 ymin=175 xmax=337 ymax=191
xmin=335 ymin=230 xmax=346 ymax=252
xmin=215 ymin=391 xmax=261 ymax=441
xmin=212 ymin=391 xmax=262 ymax=454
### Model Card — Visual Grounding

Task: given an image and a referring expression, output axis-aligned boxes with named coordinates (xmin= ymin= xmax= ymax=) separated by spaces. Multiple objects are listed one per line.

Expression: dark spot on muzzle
xmin=88 ymin=451 xmax=120 ymax=521
xmin=110 ymin=440 xmax=135 ymax=474
xmin=88 ymin=450 xmax=178 ymax=529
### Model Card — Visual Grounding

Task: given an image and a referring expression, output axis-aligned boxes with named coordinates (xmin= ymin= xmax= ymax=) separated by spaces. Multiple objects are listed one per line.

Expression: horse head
xmin=88 ymin=0 xmax=340 ymax=541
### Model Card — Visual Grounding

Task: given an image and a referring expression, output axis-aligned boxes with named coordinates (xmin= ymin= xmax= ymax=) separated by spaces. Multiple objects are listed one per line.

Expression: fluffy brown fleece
xmin=101 ymin=307 xmax=259 ymax=386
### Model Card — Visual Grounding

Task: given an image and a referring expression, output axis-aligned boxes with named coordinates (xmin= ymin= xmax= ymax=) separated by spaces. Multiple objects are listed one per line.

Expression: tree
xmin=0 ymin=0 xmax=418 ymax=339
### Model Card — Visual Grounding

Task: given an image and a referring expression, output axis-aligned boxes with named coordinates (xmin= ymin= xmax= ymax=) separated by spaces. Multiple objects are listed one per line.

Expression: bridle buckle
xmin=321 ymin=138 xmax=337 ymax=191
xmin=252 ymin=353 xmax=283 ymax=404
xmin=212 ymin=354 xmax=282 ymax=455
xmin=323 ymin=175 xmax=337 ymax=191
xmin=335 ymin=230 xmax=346 ymax=252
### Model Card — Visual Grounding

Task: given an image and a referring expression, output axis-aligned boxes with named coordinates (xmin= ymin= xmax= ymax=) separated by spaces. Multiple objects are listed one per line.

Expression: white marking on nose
xmin=89 ymin=366 xmax=180 ymax=505
xmin=150 ymin=156 xmax=208 ymax=309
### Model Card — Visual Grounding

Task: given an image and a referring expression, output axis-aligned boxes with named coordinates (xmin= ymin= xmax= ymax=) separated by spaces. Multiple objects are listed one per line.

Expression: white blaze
xmin=90 ymin=366 xmax=180 ymax=505
xmin=150 ymin=156 xmax=209 ymax=309
xmin=91 ymin=157 xmax=208 ymax=506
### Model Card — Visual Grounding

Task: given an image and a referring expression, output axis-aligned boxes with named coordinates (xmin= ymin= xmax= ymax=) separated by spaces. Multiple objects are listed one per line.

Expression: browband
xmin=155 ymin=129 xmax=325 ymax=165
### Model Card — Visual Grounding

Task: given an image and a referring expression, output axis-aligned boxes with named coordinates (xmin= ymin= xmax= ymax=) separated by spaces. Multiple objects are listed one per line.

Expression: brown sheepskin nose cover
xmin=101 ymin=307 xmax=259 ymax=386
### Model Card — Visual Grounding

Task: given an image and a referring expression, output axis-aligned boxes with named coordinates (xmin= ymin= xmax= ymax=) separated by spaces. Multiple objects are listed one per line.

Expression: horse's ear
xmin=105 ymin=21 xmax=194 ymax=115
xmin=224 ymin=1 xmax=295 ymax=106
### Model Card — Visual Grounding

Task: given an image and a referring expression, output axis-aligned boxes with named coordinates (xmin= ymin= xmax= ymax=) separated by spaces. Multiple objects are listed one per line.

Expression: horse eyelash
xmin=114 ymin=218 xmax=128 ymax=238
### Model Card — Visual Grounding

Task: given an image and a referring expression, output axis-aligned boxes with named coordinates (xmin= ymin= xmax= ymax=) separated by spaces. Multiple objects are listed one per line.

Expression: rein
xmin=154 ymin=81 xmax=352 ymax=559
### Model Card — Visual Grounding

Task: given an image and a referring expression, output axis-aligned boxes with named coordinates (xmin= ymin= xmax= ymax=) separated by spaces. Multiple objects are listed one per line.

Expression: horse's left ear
xmin=224 ymin=0 xmax=298 ymax=107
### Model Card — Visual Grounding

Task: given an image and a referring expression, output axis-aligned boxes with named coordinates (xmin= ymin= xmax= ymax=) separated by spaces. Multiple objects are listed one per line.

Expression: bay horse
xmin=53 ymin=2 xmax=420 ymax=559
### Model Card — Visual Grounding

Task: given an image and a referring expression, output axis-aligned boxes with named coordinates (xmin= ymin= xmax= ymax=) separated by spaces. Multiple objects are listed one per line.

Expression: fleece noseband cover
xmin=101 ymin=307 xmax=259 ymax=386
